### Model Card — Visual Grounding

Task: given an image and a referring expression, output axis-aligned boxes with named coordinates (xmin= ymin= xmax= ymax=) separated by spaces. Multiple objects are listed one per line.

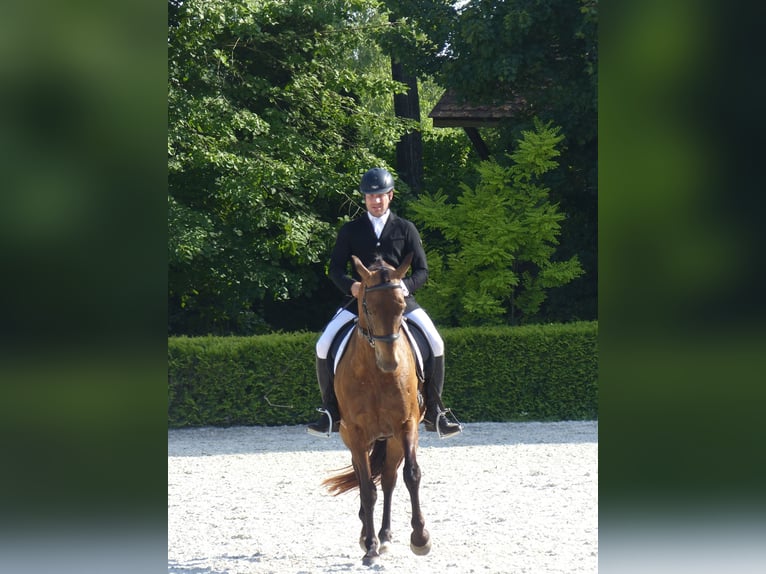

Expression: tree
xmin=440 ymin=0 xmax=597 ymax=145
xmin=166 ymin=0 xmax=597 ymax=333
xmin=432 ymin=0 xmax=598 ymax=322
xmin=168 ymin=0 xmax=416 ymax=334
xmin=378 ymin=1 xmax=457 ymax=193
xmin=409 ymin=119 xmax=583 ymax=326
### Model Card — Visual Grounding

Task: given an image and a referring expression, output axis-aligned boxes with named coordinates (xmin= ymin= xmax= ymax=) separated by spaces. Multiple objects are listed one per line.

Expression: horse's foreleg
xmin=378 ymin=439 xmax=403 ymax=552
xmin=377 ymin=474 xmax=395 ymax=553
xmin=352 ymin=451 xmax=380 ymax=565
xmin=357 ymin=503 xmax=366 ymax=551
xmin=402 ymin=428 xmax=431 ymax=555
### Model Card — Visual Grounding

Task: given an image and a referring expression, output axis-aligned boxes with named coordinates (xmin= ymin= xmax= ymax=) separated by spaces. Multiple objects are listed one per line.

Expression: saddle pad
xmin=332 ymin=322 xmax=356 ymax=373
xmin=332 ymin=319 xmax=425 ymax=378
xmin=400 ymin=320 xmax=425 ymax=380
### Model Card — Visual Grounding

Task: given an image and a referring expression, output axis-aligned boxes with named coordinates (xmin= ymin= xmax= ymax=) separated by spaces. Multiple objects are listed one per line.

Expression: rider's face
xmin=364 ymin=191 xmax=393 ymax=217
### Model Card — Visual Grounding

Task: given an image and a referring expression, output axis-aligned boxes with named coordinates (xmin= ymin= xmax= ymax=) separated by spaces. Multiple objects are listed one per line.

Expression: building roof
xmin=428 ymin=90 xmax=528 ymax=128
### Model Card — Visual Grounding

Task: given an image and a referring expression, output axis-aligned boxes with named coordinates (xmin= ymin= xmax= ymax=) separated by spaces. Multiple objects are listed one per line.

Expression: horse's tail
xmin=322 ymin=440 xmax=387 ymax=496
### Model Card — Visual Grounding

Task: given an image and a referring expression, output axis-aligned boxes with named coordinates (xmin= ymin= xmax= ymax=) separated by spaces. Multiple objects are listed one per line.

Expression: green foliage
xmin=434 ymin=0 xmax=598 ymax=323
xmin=168 ymin=322 xmax=598 ymax=427
xmin=168 ymin=331 xmax=319 ymax=427
xmin=378 ymin=0 xmax=457 ymax=76
xmin=410 ymin=119 xmax=584 ymax=325
xmin=442 ymin=0 xmax=597 ymax=145
xmin=168 ymin=0 xmax=416 ymax=334
xmin=444 ymin=322 xmax=598 ymax=422
xmin=419 ymin=107 xmax=479 ymax=193
xmin=166 ymin=0 xmax=597 ymax=334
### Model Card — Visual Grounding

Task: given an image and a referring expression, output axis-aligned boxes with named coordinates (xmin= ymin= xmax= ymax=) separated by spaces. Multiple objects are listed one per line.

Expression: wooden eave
xmin=428 ymin=90 xmax=527 ymax=128
xmin=428 ymin=90 xmax=528 ymax=159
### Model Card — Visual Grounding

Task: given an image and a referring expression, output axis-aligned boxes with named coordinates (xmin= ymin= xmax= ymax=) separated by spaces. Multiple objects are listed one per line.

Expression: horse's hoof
xmin=379 ymin=540 xmax=392 ymax=554
xmin=362 ymin=552 xmax=380 ymax=566
xmin=410 ymin=540 xmax=431 ymax=555
xmin=410 ymin=542 xmax=431 ymax=556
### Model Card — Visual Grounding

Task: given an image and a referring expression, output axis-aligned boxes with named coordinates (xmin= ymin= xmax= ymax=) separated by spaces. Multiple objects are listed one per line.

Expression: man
xmin=308 ymin=167 xmax=462 ymax=438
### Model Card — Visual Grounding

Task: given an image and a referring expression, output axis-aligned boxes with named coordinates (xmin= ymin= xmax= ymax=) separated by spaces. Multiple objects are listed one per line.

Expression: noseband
xmin=359 ymin=280 xmax=403 ymax=347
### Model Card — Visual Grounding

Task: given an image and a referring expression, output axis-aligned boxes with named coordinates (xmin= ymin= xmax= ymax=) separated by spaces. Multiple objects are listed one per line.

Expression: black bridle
xmin=358 ymin=280 xmax=403 ymax=347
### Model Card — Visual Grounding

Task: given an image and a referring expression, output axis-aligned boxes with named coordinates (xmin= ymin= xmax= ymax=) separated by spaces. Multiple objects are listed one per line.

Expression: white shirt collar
xmin=367 ymin=210 xmax=390 ymax=238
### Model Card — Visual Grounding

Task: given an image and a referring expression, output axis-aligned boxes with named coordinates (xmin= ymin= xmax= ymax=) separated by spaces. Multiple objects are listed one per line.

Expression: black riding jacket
xmin=329 ymin=211 xmax=427 ymax=315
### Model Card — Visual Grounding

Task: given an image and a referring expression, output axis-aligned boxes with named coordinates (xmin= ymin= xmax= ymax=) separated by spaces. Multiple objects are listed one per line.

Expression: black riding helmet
xmin=360 ymin=167 xmax=395 ymax=194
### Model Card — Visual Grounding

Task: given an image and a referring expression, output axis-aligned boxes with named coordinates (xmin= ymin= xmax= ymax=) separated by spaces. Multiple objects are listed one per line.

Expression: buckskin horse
xmin=322 ymin=253 xmax=431 ymax=565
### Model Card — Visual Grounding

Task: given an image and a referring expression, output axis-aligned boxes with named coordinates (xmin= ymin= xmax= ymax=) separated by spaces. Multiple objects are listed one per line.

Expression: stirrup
xmin=307 ymin=408 xmax=333 ymax=438
xmin=436 ymin=409 xmax=463 ymax=439
xmin=424 ymin=408 xmax=463 ymax=439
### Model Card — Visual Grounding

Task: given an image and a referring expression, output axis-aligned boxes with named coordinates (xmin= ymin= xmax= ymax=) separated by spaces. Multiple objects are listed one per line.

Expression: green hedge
xmin=168 ymin=321 xmax=597 ymax=427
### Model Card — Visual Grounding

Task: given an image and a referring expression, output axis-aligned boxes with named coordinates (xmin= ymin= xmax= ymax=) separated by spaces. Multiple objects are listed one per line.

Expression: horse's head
xmin=352 ymin=253 xmax=413 ymax=372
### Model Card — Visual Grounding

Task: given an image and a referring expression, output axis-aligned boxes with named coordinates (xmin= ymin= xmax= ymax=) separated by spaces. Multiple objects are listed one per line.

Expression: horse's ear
xmin=393 ymin=252 xmax=413 ymax=280
xmin=352 ymin=255 xmax=371 ymax=281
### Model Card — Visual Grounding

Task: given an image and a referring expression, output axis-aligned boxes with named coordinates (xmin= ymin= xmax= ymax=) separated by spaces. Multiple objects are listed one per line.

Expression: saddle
xmin=328 ymin=317 xmax=432 ymax=384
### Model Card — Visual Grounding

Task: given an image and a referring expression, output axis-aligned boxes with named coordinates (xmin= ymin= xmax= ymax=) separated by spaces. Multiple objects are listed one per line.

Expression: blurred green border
xmin=600 ymin=0 xmax=766 ymax=509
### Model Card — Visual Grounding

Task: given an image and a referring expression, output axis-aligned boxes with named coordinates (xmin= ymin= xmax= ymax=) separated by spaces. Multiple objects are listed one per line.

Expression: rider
xmin=307 ymin=167 xmax=462 ymax=439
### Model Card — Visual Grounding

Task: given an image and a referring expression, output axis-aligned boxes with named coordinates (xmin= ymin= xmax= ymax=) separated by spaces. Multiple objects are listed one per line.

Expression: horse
xmin=322 ymin=253 xmax=431 ymax=566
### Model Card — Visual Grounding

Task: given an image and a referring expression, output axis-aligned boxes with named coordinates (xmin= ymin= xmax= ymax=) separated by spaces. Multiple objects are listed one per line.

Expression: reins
xmin=358 ymin=280 xmax=402 ymax=347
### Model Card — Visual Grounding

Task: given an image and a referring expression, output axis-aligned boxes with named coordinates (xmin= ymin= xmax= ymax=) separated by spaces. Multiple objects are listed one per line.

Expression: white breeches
xmin=315 ymin=309 xmax=356 ymax=359
xmin=405 ymin=307 xmax=445 ymax=356
xmin=315 ymin=306 xmax=444 ymax=359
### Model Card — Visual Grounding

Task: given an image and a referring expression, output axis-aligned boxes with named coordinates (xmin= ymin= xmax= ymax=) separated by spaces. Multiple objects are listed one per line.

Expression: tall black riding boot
xmin=307 ymin=357 xmax=341 ymax=437
xmin=423 ymin=355 xmax=462 ymax=438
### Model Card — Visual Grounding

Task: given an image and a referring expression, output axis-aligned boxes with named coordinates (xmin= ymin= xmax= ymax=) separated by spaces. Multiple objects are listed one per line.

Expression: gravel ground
xmin=168 ymin=421 xmax=598 ymax=573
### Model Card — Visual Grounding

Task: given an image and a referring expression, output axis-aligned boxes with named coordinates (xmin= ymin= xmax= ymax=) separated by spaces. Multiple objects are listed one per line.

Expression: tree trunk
xmin=391 ymin=60 xmax=423 ymax=194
